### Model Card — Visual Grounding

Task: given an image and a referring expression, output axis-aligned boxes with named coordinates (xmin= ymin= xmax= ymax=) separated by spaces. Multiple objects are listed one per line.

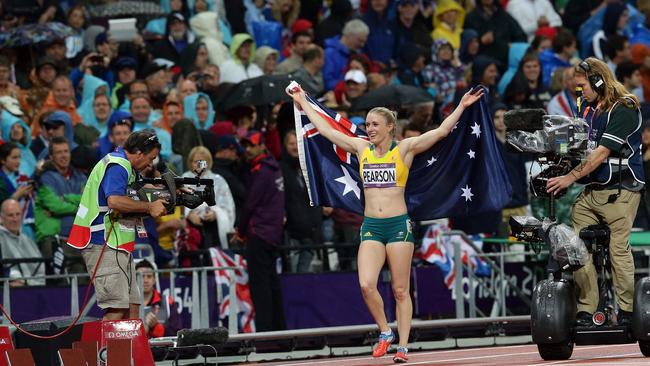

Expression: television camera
xmin=123 ymin=160 xmax=215 ymax=217
xmin=503 ymin=109 xmax=650 ymax=360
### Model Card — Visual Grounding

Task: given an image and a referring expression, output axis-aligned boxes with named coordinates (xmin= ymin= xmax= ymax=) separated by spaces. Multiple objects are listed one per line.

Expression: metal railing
xmin=0 ymin=264 xmax=243 ymax=335
xmin=442 ymin=230 xmax=540 ymax=319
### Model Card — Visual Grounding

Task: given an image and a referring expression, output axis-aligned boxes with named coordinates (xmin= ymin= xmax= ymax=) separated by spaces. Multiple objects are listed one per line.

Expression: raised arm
xmin=287 ymin=84 xmax=368 ymax=155
xmin=401 ymin=87 xmax=484 ymax=159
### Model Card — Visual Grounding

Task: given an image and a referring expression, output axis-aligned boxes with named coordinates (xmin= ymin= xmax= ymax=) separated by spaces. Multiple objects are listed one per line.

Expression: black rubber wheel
xmin=640 ymin=341 xmax=650 ymax=357
xmin=537 ymin=341 xmax=574 ymax=360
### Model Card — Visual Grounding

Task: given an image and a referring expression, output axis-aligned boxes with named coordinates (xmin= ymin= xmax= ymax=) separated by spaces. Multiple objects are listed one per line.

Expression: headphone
xmin=578 ymin=60 xmax=606 ymax=95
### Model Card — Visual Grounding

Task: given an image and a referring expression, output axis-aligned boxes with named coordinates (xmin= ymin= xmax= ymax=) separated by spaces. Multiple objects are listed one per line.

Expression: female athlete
xmin=288 ymin=84 xmax=484 ymax=363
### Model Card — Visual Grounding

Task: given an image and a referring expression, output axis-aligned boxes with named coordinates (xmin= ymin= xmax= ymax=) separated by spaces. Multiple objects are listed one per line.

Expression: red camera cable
xmin=0 ymin=221 xmax=116 ymax=339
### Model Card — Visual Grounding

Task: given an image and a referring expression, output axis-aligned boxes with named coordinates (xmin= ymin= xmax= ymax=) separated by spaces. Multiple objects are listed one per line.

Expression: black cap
xmin=167 ymin=11 xmax=186 ymax=25
xmin=140 ymin=62 xmax=166 ymax=79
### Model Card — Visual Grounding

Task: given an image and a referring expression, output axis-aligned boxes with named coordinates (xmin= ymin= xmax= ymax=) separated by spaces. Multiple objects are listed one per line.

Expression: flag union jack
xmin=209 ymin=248 xmax=255 ymax=333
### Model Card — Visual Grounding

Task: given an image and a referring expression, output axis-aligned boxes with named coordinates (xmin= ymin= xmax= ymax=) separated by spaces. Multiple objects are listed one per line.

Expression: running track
xmin=242 ymin=343 xmax=648 ymax=365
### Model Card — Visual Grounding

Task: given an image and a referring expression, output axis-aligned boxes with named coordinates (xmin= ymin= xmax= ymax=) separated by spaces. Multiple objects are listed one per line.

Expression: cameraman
xmin=547 ymin=57 xmax=644 ymax=326
xmin=67 ymin=130 xmax=167 ymax=321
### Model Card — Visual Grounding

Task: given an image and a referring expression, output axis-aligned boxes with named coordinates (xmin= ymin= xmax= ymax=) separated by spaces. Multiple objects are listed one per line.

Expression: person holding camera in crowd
xmin=547 ymin=57 xmax=644 ymax=327
xmin=67 ymin=130 xmax=167 ymax=321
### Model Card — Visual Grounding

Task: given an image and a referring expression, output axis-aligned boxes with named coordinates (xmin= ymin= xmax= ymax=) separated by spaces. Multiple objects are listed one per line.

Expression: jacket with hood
xmin=432 ymin=0 xmax=466 ymax=50
xmin=183 ymin=92 xmax=215 ymax=130
xmin=454 ymin=55 xmax=502 ymax=107
xmin=255 ymin=46 xmax=280 ymax=74
xmin=97 ymin=110 xmax=133 ymax=159
xmin=1 ymin=111 xmax=37 ymax=177
xmin=78 ymin=74 xmax=110 ymax=136
xmin=189 ymin=12 xmax=231 ymax=67
xmin=161 ymin=101 xmax=183 ymax=134
xmin=219 ymin=33 xmax=264 ymax=84
xmin=362 ymin=5 xmax=396 ymax=65
xmin=151 ymin=13 xmax=198 ymax=65
xmin=459 ymin=28 xmax=479 ymax=65
xmin=38 ymin=111 xmax=78 ymax=161
xmin=323 ymin=36 xmax=352 ymax=91
xmin=35 ymin=161 xmax=87 ymax=243
xmin=423 ymin=40 xmax=466 ymax=109
xmin=32 ymin=92 xmax=82 ymax=138
xmin=182 ymin=169 xmax=236 ymax=248
xmin=464 ymin=1 xmax=527 ymax=70
xmin=0 ymin=225 xmax=45 ymax=286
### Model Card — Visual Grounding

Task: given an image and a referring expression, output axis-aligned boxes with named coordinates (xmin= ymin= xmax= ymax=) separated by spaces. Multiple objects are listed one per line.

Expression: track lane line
xmin=262 ymin=344 xmax=538 ymax=366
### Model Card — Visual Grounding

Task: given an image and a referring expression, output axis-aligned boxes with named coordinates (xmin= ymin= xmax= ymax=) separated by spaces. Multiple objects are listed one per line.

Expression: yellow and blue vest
xmin=359 ymin=141 xmax=409 ymax=188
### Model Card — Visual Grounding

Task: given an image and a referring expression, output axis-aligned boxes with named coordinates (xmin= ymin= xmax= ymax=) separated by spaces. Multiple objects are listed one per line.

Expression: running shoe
xmin=372 ymin=331 xmax=394 ymax=357
xmin=393 ymin=346 xmax=408 ymax=363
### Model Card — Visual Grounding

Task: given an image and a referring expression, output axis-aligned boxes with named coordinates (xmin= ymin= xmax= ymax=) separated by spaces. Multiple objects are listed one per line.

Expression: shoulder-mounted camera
xmin=126 ymin=160 xmax=215 ymax=216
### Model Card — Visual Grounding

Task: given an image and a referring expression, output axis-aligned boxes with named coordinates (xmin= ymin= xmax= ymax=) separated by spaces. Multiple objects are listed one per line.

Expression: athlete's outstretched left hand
xmin=460 ymin=87 xmax=485 ymax=109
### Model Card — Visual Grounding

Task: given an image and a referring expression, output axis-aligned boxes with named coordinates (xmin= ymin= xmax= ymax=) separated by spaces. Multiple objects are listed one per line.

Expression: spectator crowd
xmin=3 ymin=0 xmax=650 ymax=332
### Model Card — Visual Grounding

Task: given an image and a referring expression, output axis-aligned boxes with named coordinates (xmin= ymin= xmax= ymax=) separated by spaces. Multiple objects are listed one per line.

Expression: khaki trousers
xmin=572 ymin=189 xmax=640 ymax=313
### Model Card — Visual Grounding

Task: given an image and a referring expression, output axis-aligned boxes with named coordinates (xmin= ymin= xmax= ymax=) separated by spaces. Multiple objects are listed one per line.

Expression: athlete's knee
xmin=392 ymin=284 xmax=410 ymax=302
xmin=359 ymin=280 xmax=378 ymax=297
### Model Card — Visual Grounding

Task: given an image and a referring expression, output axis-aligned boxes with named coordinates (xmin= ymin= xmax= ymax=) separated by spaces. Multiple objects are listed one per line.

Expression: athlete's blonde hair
xmin=367 ymin=107 xmax=397 ymax=136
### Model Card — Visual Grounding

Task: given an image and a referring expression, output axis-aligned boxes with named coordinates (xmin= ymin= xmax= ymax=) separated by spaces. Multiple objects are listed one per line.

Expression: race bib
xmin=363 ymin=163 xmax=397 ymax=188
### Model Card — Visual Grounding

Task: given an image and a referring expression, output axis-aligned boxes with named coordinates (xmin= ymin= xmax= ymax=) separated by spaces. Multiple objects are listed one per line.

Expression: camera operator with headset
xmin=67 ymin=129 xmax=168 ymax=321
xmin=547 ymin=57 xmax=644 ymax=326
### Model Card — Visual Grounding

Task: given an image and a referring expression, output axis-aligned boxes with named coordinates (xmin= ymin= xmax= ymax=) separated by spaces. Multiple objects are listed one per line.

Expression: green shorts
xmin=360 ymin=214 xmax=414 ymax=245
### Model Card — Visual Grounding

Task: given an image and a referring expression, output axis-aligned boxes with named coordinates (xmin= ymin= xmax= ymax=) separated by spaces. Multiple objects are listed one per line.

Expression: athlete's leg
xmin=358 ymin=240 xmax=389 ymax=331
xmin=386 ymin=242 xmax=414 ymax=347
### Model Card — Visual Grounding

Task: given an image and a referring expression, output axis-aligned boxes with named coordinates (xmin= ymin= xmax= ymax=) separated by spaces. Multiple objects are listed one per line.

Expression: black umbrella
xmin=218 ymin=73 xmax=307 ymax=111
xmin=351 ymin=84 xmax=435 ymax=111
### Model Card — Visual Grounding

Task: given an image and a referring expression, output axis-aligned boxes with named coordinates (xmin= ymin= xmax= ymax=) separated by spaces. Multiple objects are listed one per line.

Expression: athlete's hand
xmin=148 ymin=200 xmax=167 ymax=218
xmin=286 ymin=83 xmax=306 ymax=105
xmin=460 ymin=87 xmax=484 ymax=109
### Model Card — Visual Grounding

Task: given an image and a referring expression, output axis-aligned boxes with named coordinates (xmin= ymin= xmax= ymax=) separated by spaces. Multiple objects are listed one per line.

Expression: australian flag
xmin=293 ymin=89 xmax=512 ymax=221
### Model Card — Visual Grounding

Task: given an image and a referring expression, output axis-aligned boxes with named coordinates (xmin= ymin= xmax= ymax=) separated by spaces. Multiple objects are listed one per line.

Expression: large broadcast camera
xmin=124 ymin=160 xmax=216 ymax=217
xmin=504 ymin=109 xmax=589 ymax=199
xmin=504 ymin=109 xmax=590 ymax=268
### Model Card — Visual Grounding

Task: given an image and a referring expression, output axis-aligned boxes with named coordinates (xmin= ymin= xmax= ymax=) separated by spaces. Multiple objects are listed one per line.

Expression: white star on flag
xmin=452 ymin=122 xmax=459 ymax=131
xmin=461 ymin=185 xmax=474 ymax=202
xmin=335 ymin=165 xmax=361 ymax=199
xmin=470 ymin=122 xmax=481 ymax=138
xmin=427 ymin=156 xmax=437 ymax=166
xmin=467 ymin=149 xmax=475 ymax=159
